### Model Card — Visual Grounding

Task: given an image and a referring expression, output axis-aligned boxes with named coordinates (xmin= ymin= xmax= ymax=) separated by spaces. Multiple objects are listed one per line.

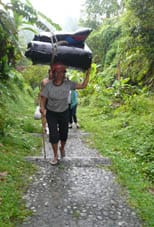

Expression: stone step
xmin=25 ymin=156 xmax=111 ymax=167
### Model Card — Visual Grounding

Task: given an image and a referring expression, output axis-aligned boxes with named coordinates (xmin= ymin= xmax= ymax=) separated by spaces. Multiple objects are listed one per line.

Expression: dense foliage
xmin=0 ymin=0 xmax=154 ymax=226
xmin=78 ymin=94 xmax=154 ymax=226
xmin=80 ymin=0 xmax=124 ymax=29
xmin=81 ymin=0 xmax=154 ymax=89
xmin=0 ymin=0 xmax=60 ymax=80
xmin=0 ymin=76 xmax=42 ymax=226
xmin=0 ymin=0 xmax=61 ymax=135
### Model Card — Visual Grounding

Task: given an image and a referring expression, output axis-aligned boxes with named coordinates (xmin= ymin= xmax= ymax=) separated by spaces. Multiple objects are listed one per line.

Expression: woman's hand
xmin=75 ymin=67 xmax=91 ymax=89
xmin=40 ymin=96 xmax=47 ymax=116
xmin=40 ymin=107 xmax=46 ymax=116
xmin=86 ymin=67 xmax=91 ymax=76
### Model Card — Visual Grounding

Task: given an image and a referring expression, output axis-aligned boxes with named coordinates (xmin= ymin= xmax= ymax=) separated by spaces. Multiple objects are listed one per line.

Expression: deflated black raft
xmin=25 ymin=41 xmax=92 ymax=70
xmin=25 ymin=28 xmax=92 ymax=70
xmin=33 ymin=28 xmax=92 ymax=48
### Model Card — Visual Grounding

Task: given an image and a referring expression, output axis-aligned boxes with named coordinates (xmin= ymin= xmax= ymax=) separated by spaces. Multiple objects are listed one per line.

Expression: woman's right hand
xmin=40 ymin=107 xmax=46 ymax=116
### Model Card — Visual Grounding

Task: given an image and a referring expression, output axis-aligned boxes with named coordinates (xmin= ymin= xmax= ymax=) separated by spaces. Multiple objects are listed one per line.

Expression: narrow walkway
xmin=19 ymin=128 xmax=142 ymax=227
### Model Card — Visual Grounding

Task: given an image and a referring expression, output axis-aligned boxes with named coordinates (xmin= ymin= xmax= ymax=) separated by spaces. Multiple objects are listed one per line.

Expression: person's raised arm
xmin=75 ymin=68 xmax=91 ymax=89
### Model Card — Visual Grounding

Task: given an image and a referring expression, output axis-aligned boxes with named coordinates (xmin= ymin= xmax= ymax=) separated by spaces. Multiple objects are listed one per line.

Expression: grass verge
xmin=0 ymin=89 xmax=42 ymax=226
xmin=78 ymin=94 xmax=154 ymax=227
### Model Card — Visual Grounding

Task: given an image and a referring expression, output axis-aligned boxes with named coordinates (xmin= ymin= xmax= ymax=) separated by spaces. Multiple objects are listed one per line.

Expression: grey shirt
xmin=41 ymin=80 xmax=76 ymax=112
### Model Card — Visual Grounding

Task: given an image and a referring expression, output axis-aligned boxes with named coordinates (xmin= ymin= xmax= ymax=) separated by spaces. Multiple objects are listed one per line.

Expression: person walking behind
xmin=69 ymin=90 xmax=80 ymax=129
xmin=40 ymin=63 xmax=91 ymax=165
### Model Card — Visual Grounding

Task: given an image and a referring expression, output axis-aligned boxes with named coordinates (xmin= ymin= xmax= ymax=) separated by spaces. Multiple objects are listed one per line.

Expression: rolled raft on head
xmin=33 ymin=28 xmax=92 ymax=48
xmin=24 ymin=28 xmax=93 ymax=71
xmin=25 ymin=42 xmax=92 ymax=70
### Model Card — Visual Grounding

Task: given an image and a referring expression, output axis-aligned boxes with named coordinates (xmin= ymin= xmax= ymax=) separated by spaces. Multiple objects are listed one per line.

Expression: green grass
xmin=78 ymin=94 xmax=154 ymax=227
xmin=0 ymin=80 xmax=153 ymax=226
xmin=0 ymin=88 xmax=42 ymax=226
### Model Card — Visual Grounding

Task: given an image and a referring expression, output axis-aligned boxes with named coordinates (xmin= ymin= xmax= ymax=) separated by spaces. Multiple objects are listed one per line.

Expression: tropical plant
xmin=81 ymin=0 xmax=154 ymax=90
xmin=80 ymin=0 xmax=124 ymax=29
xmin=0 ymin=0 xmax=61 ymax=80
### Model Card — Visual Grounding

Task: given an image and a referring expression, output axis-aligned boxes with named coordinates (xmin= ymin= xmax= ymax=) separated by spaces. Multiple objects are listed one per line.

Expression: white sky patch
xmin=1 ymin=0 xmax=84 ymax=30
xmin=30 ymin=0 xmax=83 ymax=28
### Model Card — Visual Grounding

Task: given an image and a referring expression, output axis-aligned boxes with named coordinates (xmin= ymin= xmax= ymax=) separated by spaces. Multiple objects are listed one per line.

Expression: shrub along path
xmin=19 ymin=128 xmax=142 ymax=227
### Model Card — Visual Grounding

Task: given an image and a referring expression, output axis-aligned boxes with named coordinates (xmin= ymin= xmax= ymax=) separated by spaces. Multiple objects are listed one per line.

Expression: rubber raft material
xmin=25 ymin=41 xmax=92 ymax=70
xmin=33 ymin=28 xmax=92 ymax=48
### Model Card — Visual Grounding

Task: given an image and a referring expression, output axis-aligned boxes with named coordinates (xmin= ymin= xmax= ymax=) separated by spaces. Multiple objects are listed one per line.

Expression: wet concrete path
xmin=19 ymin=128 xmax=142 ymax=227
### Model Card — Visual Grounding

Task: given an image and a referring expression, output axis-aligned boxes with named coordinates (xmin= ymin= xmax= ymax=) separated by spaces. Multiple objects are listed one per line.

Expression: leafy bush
xmin=78 ymin=92 xmax=154 ymax=226
xmin=0 ymin=77 xmax=41 ymax=226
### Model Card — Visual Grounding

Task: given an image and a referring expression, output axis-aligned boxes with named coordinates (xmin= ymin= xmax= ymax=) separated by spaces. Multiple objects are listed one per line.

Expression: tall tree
xmin=80 ymin=0 xmax=123 ymax=29
xmin=119 ymin=0 xmax=154 ymax=87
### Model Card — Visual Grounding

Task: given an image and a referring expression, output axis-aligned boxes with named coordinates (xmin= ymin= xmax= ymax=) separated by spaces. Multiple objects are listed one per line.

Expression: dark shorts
xmin=46 ymin=109 xmax=69 ymax=144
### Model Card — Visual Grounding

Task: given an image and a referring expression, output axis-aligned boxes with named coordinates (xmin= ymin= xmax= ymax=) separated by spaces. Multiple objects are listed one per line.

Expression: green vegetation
xmin=78 ymin=92 xmax=154 ymax=227
xmin=0 ymin=0 xmax=60 ymax=80
xmin=81 ymin=0 xmax=154 ymax=89
xmin=0 ymin=0 xmax=154 ymax=226
xmin=0 ymin=73 xmax=42 ymax=226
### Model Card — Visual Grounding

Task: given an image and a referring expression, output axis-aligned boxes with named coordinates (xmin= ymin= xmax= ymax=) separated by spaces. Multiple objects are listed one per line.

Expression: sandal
xmin=49 ymin=159 xmax=58 ymax=165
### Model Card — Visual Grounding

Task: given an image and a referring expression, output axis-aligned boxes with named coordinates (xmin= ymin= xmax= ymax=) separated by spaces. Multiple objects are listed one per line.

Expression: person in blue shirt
xmin=69 ymin=90 xmax=80 ymax=129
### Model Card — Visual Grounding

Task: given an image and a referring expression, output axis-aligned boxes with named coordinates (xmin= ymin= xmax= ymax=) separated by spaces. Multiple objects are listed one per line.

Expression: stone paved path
xmin=19 ymin=128 xmax=142 ymax=227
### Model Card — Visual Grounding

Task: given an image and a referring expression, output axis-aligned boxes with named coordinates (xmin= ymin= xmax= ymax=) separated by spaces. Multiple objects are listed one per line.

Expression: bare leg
xmin=60 ymin=141 xmax=66 ymax=158
xmin=50 ymin=143 xmax=58 ymax=164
